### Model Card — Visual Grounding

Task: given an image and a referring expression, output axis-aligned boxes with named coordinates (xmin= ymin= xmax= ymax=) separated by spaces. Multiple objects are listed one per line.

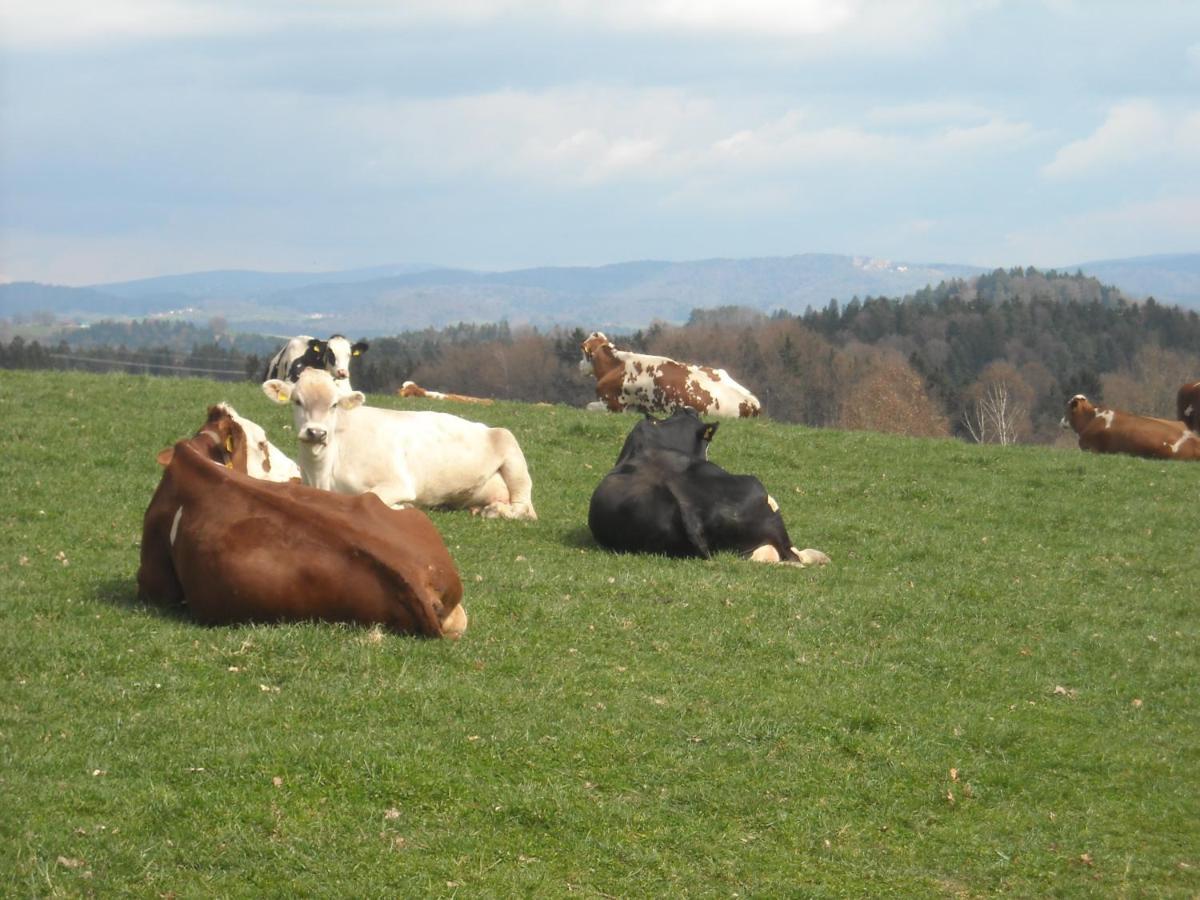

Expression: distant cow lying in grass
xmin=264 ymin=368 xmax=536 ymax=519
xmin=1061 ymin=394 xmax=1200 ymax=461
xmin=578 ymin=331 xmax=761 ymax=418
xmin=139 ymin=420 xmax=467 ymax=637
xmin=588 ymin=408 xmax=829 ymax=565
xmin=1177 ymin=381 xmax=1200 ymax=432
xmin=398 ymin=381 xmax=494 ymax=405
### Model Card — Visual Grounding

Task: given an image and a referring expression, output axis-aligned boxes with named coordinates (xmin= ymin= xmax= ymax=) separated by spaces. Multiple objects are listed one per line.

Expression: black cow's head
xmin=614 ymin=408 xmax=718 ymax=466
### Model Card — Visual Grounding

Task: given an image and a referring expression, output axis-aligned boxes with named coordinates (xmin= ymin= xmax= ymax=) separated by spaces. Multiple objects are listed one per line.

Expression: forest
xmin=4 ymin=268 xmax=1199 ymax=445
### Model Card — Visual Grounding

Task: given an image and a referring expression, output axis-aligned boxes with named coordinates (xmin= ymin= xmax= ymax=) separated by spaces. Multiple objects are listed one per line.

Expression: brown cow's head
xmin=156 ymin=405 xmax=244 ymax=470
xmin=579 ymin=332 xmax=613 ymax=376
xmin=156 ymin=404 xmax=288 ymax=481
xmin=1061 ymin=394 xmax=1099 ymax=434
xmin=398 ymin=381 xmax=427 ymax=398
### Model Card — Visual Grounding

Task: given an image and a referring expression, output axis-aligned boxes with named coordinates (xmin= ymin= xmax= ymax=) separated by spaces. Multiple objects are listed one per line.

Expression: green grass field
xmin=3 ymin=369 xmax=1197 ymax=897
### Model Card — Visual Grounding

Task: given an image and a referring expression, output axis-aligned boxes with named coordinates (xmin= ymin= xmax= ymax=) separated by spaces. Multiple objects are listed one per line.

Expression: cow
xmin=1177 ymin=381 xmax=1200 ymax=432
xmin=262 ymin=334 xmax=369 ymax=386
xmin=398 ymin=381 xmax=494 ymax=405
xmin=262 ymin=367 xmax=537 ymax=519
xmin=138 ymin=421 xmax=467 ymax=637
xmin=588 ymin=408 xmax=829 ymax=566
xmin=578 ymin=332 xmax=761 ymax=418
xmin=194 ymin=402 xmax=303 ymax=483
xmin=1061 ymin=394 xmax=1200 ymax=461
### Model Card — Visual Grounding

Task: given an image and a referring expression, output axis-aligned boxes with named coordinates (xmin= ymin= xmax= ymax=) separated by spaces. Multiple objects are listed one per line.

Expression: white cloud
xmin=0 ymin=0 xmax=990 ymax=48
xmin=0 ymin=0 xmax=259 ymax=47
xmin=1040 ymin=100 xmax=1199 ymax=179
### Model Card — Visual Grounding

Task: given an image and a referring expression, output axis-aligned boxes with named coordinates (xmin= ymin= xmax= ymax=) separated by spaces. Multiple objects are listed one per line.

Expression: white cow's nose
xmin=302 ymin=426 xmax=327 ymax=444
xmin=335 ymin=369 xmax=349 ymax=379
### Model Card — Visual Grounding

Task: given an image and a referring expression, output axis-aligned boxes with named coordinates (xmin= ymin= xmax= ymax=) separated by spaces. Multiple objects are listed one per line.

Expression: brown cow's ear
xmin=156 ymin=447 xmax=175 ymax=466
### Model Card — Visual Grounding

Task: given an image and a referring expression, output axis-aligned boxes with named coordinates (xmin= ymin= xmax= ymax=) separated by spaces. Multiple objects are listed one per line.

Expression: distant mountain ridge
xmin=2 ymin=252 xmax=1197 ymax=335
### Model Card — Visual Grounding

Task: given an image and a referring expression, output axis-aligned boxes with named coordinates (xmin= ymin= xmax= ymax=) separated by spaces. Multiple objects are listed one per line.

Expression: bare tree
xmin=962 ymin=381 xmax=1024 ymax=445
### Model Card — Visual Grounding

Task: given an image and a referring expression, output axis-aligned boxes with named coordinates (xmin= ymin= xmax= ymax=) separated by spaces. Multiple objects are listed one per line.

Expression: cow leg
xmin=136 ymin=531 xmax=184 ymax=606
xmin=368 ymin=477 xmax=419 ymax=510
xmin=786 ymin=547 xmax=831 ymax=567
xmin=482 ymin=429 xmax=538 ymax=520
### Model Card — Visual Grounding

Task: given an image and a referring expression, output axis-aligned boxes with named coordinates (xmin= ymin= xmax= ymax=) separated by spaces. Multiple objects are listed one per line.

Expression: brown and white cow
xmin=195 ymin=403 xmax=302 ymax=483
xmin=264 ymin=368 xmax=536 ymax=519
xmin=398 ymin=381 xmax=494 ymax=405
xmin=1177 ymin=381 xmax=1200 ymax=432
xmin=578 ymin=332 xmax=761 ymax=418
xmin=138 ymin=427 xmax=466 ymax=637
xmin=1061 ymin=394 xmax=1200 ymax=461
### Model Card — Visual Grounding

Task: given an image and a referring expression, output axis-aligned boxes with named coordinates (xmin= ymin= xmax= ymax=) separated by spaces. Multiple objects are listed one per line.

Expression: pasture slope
xmin=2 ymin=369 xmax=1197 ymax=897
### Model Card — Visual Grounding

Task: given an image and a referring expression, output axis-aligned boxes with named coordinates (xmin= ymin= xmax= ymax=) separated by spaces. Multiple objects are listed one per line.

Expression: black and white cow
xmin=262 ymin=334 xmax=369 ymax=387
xmin=587 ymin=409 xmax=829 ymax=565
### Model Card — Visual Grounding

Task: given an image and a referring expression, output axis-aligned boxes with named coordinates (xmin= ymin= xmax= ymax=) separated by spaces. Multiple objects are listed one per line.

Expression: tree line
xmin=4 ymin=268 xmax=1198 ymax=445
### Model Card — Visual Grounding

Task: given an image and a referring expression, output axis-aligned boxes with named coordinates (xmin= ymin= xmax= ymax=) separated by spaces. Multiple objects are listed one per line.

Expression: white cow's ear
xmin=262 ymin=379 xmax=292 ymax=404
xmin=340 ymin=391 xmax=366 ymax=411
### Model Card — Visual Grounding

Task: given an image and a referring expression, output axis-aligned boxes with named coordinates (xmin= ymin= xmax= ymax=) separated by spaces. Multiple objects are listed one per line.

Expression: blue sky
xmin=1 ymin=0 xmax=1198 ymax=285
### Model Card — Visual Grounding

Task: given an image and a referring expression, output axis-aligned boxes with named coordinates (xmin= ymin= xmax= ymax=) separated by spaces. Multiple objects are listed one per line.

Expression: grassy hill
xmin=3 ymin=370 xmax=1197 ymax=896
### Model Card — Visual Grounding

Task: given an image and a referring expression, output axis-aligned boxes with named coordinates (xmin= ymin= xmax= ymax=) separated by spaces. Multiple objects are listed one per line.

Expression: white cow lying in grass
xmin=263 ymin=368 xmax=537 ymax=520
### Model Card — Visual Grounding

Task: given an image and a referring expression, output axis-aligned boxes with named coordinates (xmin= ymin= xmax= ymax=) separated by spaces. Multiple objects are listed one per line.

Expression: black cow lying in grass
xmin=587 ymin=409 xmax=830 ymax=566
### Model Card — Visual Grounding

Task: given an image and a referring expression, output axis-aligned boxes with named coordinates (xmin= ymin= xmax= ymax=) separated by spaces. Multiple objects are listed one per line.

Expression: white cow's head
xmin=324 ymin=335 xmax=369 ymax=383
xmin=263 ymin=368 xmax=364 ymax=456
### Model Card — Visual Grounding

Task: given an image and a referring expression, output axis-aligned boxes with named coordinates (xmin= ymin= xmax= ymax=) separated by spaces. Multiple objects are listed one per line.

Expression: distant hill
xmin=1072 ymin=254 xmax=1200 ymax=308
xmin=3 ymin=252 xmax=1197 ymax=334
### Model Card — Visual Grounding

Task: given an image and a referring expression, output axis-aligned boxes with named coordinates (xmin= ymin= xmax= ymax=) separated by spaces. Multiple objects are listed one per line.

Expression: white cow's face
xmin=263 ymin=369 xmax=364 ymax=455
xmin=324 ymin=335 xmax=369 ymax=382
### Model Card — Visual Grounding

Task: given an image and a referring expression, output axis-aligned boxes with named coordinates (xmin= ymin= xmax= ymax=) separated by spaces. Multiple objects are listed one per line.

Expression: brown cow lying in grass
xmin=397 ymin=381 xmax=494 ymax=405
xmin=138 ymin=417 xmax=467 ymax=637
xmin=1061 ymin=394 xmax=1200 ymax=461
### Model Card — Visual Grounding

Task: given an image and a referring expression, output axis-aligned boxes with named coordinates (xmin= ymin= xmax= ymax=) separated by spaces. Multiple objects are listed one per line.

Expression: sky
xmin=1 ymin=0 xmax=1198 ymax=286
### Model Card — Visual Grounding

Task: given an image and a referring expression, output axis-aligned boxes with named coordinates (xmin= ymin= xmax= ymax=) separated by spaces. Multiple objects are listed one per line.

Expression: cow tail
xmin=664 ymin=481 xmax=712 ymax=558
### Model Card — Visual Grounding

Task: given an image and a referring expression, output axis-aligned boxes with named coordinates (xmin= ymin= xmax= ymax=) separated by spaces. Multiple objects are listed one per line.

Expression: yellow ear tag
xmin=225 ymin=436 xmax=234 ymax=453
xmin=703 ymin=426 xmax=715 ymax=441
xmin=225 ymin=460 xmax=234 ymax=469
xmin=353 ymin=349 xmax=360 ymax=356
xmin=277 ymin=393 xmax=288 ymax=404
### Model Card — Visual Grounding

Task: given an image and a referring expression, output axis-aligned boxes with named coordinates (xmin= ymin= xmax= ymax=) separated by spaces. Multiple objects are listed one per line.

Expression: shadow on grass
xmin=91 ymin=576 xmax=193 ymax=624
xmin=561 ymin=525 xmax=601 ymax=551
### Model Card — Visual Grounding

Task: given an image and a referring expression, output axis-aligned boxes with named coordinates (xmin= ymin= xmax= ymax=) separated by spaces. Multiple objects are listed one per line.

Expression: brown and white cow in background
xmin=264 ymin=368 xmax=537 ymax=519
xmin=398 ymin=381 xmax=494 ymax=405
xmin=139 ymin=427 xmax=466 ymax=637
xmin=578 ymin=332 xmax=761 ymax=418
xmin=1061 ymin=394 xmax=1200 ymax=461
xmin=1177 ymin=381 xmax=1200 ymax=432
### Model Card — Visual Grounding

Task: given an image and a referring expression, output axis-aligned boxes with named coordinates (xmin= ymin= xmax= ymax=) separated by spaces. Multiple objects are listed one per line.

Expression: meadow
xmin=2 ymin=368 xmax=1197 ymax=897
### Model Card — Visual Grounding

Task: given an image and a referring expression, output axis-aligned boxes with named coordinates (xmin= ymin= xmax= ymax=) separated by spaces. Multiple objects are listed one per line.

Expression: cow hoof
xmin=750 ymin=544 xmax=782 ymax=563
xmin=480 ymin=502 xmax=537 ymax=521
xmin=441 ymin=605 xmax=468 ymax=639
xmin=790 ymin=547 xmax=831 ymax=567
